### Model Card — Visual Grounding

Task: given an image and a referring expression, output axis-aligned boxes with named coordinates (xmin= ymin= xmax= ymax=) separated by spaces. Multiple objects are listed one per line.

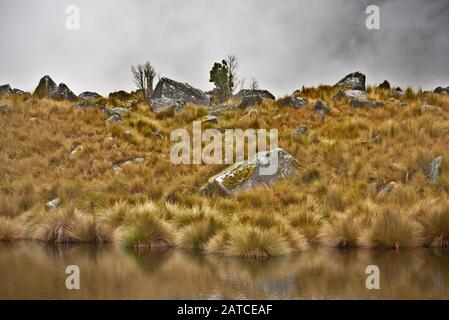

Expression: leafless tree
xmin=225 ymin=54 xmax=241 ymax=95
xmin=131 ymin=61 xmax=156 ymax=103
xmin=249 ymin=78 xmax=259 ymax=90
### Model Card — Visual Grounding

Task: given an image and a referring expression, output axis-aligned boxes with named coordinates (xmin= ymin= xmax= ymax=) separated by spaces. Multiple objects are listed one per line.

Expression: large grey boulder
xmin=335 ymin=72 xmax=366 ymax=91
xmin=150 ymin=77 xmax=210 ymax=111
xmin=78 ymin=91 xmax=102 ymax=100
xmin=379 ymin=80 xmax=391 ymax=90
xmin=278 ymin=96 xmax=309 ymax=108
xmin=235 ymin=89 xmax=275 ymax=100
xmin=239 ymin=95 xmax=263 ymax=109
xmin=0 ymin=84 xmax=12 ymax=94
xmin=49 ymin=83 xmax=77 ymax=101
xmin=33 ymin=75 xmax=58 ymax=98
xmin=202 ymin=148 xmax=299 ymax=196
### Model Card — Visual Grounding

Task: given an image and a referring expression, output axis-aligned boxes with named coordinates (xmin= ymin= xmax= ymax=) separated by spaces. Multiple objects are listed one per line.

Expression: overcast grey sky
xmin=0 ymin=0 xmax=448 ymax=97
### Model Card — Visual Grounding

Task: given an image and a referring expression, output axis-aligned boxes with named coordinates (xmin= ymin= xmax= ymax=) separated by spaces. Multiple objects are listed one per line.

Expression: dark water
xmin=0 ymin=241 xmax=448 ymax=299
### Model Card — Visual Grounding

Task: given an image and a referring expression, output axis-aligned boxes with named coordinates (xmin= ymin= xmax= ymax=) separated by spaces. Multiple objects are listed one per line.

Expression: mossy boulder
xmin=202 ymin=148 xmax=300 ymax=196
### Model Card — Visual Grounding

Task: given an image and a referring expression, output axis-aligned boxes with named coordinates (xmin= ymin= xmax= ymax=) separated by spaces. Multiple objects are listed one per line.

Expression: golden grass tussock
xmin=0 ymin=217 xmax=23 ymax=241
xmin=318 ymin=215 xmax=364 ymax=248
xmin=116 ymin=202 xmax=176 ymax=251
xmin=358 ymin=208 xmax=424 ymax=249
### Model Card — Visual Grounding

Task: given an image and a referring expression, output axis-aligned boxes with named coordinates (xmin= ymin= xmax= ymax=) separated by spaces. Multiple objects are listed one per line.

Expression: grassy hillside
xmin=1 ymin=86 xmax=449 ymax=257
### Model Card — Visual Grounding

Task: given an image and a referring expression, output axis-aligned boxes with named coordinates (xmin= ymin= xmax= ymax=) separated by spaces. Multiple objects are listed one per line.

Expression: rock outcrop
xmin=0 ymin=84 xmax=12 ymax=94
xmin=78 ymin=91 xmax=102 ymax=100
xmin=33 ymin=76 xmax=77 ymax=100
xmin=49 ymin=83 xmax=77 ymax=101
xmin=150 ymin=96 xmax=186 ymax=113
xmin=202 ymin=148 xmax=300 ymax=196
xmin=33 ymin=75 xmax=57 ymax=98
xmin=278 ymin=96 xmax=309 ymax=108
xmin=235 ymin=89 xmax=275 ymax=100
xmin=434 ymin=86 xmax=449 ymax=95
xmin=335 ymin=72 xmax=366 ymax=91
xmin=239 ymin=95 xmax=263 ymax=109
xmin=150 ymin=77 xmax=210 ymax=111
xmin=379 ymin=80 xmax=391 ymax=90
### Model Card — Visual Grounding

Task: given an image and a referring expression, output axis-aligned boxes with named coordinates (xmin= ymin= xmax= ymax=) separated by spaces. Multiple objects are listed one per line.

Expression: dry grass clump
xmin=0 ymin=217 xmax=22 ymax=241
xmin=411 ymin=199 xmax=449 ymax=247
xmin=26 ymin=207 xmax=110 ymax=243
xmin=318 ymin=215 xmax=364 ymax=247
xmin=359 ymin=208 xmax=424 ymax=249
xmin=116 ymin=202 xmax=176 ymax=251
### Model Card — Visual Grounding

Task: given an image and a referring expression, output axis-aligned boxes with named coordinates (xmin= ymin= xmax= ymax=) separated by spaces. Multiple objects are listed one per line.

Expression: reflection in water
xmin=0 ymin=242 xmax=448 ymax=299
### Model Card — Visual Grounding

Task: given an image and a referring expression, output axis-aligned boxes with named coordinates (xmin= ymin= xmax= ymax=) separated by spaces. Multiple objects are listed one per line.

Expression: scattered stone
xmin=421 ymin=104 xmax=438 ymax=111
xmin=293 ymin=125 xmax=308 ymax=136
xmin=434 ymin=86 xmax=449 ymax=95
xmin=379 ymin=80 xmax=391 ymax=90
xmin=112 ymin=165 xmax=122 ymax=174
xmin=0 ymin=104 xmax=13 ymax=113
xmin=105 ymin=114 xmax=122 ymax=123
xmin=362 ymin=133 xmax=381 ymax=144
xmin=103 ymin=107 xmax=130 ymax=117
xmin=425 ymin=156 xmax=443 ymax=185
xmin=78 ymin=91 xmax=102 ymax=100
xmin=69 ymin=145 xmax=84 ymax=159
xmin=150 ymin=77 xmax=210 ymax=110
xmin=33 ymin=75 xmax=57 ymax=98
xmin=201 ymin=148 xmax=300 ymax=196
xmin=335 ymin=71 xmax=366 ymax=91
xmin=278 ymin=96 xmax=309 ymax=108
xmin=200 ymin=115 xmax=218 ymax=123
xmin=235 ymin=89 xmax=275 ymax=100
xmin=123 ymin=130 xmax=133 ymax=138
xmin=377 ymin=181 xmax=398 ymax=198
xmin=104 ymin=136 xmax=115 ymax=144
xmin=45 ymin=198 xmax=62 ymax=211
xmin=209 ymin=103 xmax=237 ymax=115
xmin=134 ymin=157 xmax=145 ymax=164
xmin=152 ymin=129 xmax=164 ymax=139
xmin=351 ymin=98 xmax=385 ymax=108
xmin=333 ymin=89 xmax=367 ymax=99
xmin=312 ymin=100 xmax=330 ymax=117
xmin=0 ymin=84 xmax=12 ymax=94
xmin=239 ymin=95 xmax=263 ymax=109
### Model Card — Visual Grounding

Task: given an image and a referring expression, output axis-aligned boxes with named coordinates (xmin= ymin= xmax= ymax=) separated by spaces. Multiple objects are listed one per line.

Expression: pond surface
xmin=1 ymin=242 xmax=448 ymax=299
